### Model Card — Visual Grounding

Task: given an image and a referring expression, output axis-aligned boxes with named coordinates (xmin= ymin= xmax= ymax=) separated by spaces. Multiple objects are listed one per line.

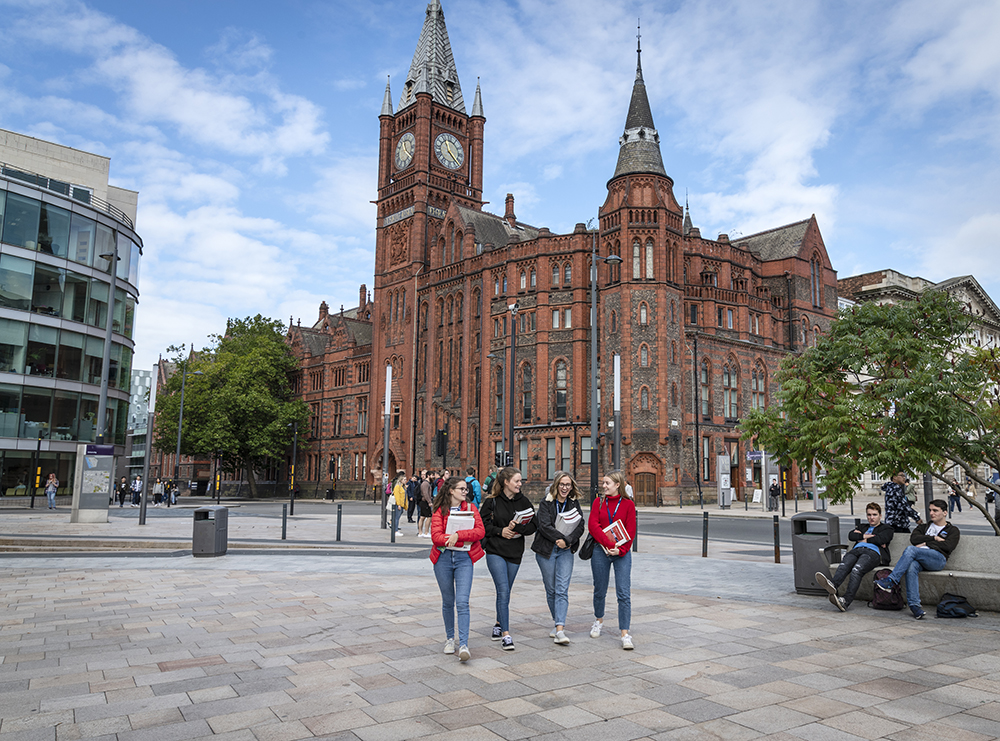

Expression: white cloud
xmin=921 ymin=213 xmax=1000 ymax=281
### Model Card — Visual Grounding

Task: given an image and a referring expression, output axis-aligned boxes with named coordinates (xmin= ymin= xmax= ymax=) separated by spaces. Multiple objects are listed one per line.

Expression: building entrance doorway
xmin=634 ymin=472 xmax=657 ymax=507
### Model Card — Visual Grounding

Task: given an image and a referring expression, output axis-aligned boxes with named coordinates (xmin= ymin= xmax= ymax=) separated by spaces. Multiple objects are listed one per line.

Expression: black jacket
xmin=910 ymin=520 xmax=960 ymax=559
xmin=531 ymin=498 xmax=585 ymax=558
xmin=480 ymin=492 xmax=537 ymax=564
xmin=848 ymin=521 xmax=894 ymax=566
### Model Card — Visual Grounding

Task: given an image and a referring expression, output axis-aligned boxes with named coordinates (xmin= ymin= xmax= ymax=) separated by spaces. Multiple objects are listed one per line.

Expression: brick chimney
xmin=318 ymin=301 xmax=329 ymax=323
xmin=505 ymin=193 xmax=516 ymax=227
xmin=359 ymin=283 xmax=367 ymax=311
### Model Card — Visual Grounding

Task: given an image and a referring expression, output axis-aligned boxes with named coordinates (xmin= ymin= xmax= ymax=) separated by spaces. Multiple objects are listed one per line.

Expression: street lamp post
xmin=613 ymin=353 xmax=621 ymax=470
xmin=589 ymin=226 xmax=622 ymax=502
xmin=172 ymin=365 xmax=202 ymax=507
xmin=289 ymin=421 xmax=298 ymax=516
xmin=508 ymin=302 xmax=519 ymax=467
xmin=381 ymin=364 xmax=392 ymax=530
xmin=487 ymin=353 xmax=503 ymax=465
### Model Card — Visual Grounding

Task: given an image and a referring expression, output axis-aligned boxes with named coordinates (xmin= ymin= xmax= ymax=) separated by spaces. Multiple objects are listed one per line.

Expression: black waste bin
xmin=325 ymin=488 xmax=334 ymax=500
xmin=193 ymin=506 xmax=228 ymax=557
xmin=790 ymin=511 xmax=840 ymax=595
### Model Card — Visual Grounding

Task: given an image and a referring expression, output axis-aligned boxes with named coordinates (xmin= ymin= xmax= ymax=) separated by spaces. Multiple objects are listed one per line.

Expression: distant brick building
xmin=289 ymin=0 xmax=840 ymax=503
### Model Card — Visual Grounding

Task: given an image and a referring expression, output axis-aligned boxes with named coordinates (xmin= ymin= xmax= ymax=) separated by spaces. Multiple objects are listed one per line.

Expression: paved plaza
xmin=2 ymin=506 xmax=1000 ymax=741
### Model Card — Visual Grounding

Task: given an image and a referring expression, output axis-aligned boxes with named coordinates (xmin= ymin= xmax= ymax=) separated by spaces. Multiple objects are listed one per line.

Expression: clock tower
xmin=371 ymin=0 xmax=485 ymax=475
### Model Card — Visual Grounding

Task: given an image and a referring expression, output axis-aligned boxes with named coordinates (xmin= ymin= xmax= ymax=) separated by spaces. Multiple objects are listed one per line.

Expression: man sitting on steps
xmin=875 ymin=499 xmax=960 ymax=620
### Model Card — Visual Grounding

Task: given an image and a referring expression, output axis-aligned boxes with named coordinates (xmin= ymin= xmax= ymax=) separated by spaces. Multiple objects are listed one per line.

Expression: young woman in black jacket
xmin=531 ymin=471 xmax=585 ymax=645
xmin=815 ymin=502 xmax=894 ymax=611
xmin=479 ymin=466 xmax=536 ymax=650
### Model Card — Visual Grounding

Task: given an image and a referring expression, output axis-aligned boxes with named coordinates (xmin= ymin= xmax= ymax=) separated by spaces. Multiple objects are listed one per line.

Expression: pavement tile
xmin=249 ymin=719 xmax=312 ymax=741
xmin=935 ymin=712 xmax=1000 ymax=738
xmin=727 ymin=705 xmax=818 ymax=734
xmin=351 ymin=716 xmax=447 ymax=741
xmin=820 ymin=710 xmax=908 ymax=739
xmin=127 ymin=707 xmax=186 ymax=730
xmin=74 ymin=716 xmax=132 ymax=737
xmin=711 ymin=687 xmax=790 ymax=711
xmin=622 ymin=708 xmax=692 ymax=733
xmin=883 ymin=720 xmax=993 ymax=741
xmin=427 ymin=704 xmax=507 ymax=730
xmin=875 ymin=695 xmax=964 ymax=724
xmin=207 ymin=708 xmax=279 ymax=735
xmin=652 ymin=717 xmax=764 ymax=740
xmin=115 ymin=718 xmax=213 ymax=741
xmin=965 ymin=702 xmax=1000 ymax=722
xmin=662 ymin=699 xmax=735 ymax=723
xmin=360 ymin=697 xmax=448 ymax=724
xmin=787 ymin=722 xmax=867 ymax=741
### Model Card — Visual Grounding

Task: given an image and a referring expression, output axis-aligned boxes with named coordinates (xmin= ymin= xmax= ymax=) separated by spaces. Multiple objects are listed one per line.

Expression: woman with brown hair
xmin=588 ymin=470 xmax=637 ymax=649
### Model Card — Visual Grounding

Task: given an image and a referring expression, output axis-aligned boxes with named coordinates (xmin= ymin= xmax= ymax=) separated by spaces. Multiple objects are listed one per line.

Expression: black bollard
xmin=281 ymin=504 xmax=287 ymax=541
xmin=390 ymin=505 xmax=396 ymax=543
xmin=336 ymin=503 xmax=342 ymax=542
xmin=702 ymin=511 xmax=709 ymax=558
xmin=773 ymin=514 xmax=780 ymax=563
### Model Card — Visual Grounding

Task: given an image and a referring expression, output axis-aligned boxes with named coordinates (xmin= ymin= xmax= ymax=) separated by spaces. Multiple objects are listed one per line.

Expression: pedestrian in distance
xmin=405 ymin=474 xmax=419 ymax=523
xmin=948 ymin=477 xmax=963 ymax=515
xmin=882 ymin=470 xmax=921 ymax=533
xmin=152 ymin=478 xmax=164 ymax=507
xmin=815 ymin=502 xmax=893 ymax=611
xmin=768 ymin=480 xmax=781 ymax=511
xmin=44 ymin=473 xmax=58 ymax=509
xmin=480 ymin=466 xmax=536 ymax=651
xmin=391 ymin=471 xmax=407 ymax=535
xmin=418 ymin=470 xmax=434 ymax=537
xmin=532 ymin=471 xmax=585 ymax=645
xmin=116 ymin=476 xmax=129 ymax=507
xmin=589 ymin=470 xmax=637 ymax=650
xmin=464 ymin=466 xmax=482 ymax=506
xmin=429 ymin=476 xmax=485 ymax=662
xmin=875 ymin=499 xmax=960 ymax=619
xmin=131 ymin=475 xmax=142 ymax=506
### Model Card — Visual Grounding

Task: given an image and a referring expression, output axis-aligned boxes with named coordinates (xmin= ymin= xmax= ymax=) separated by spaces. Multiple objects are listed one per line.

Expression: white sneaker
xmin=458 ymin=645 xmax=471 ymax=662
xmin=396 ymin=530 xmax=404 ymax=536
xmin=554 ymin=630 xmax=570 ymax=645
xmin=444 ymin=639 xmax=455 ymax=654
xmin=549 ymin=628 xmax=557 ymax=638
xmin=590 ymin=620 xmax=603 ymax=638
xmin=621 ymin=634 xmax=634 ymax=650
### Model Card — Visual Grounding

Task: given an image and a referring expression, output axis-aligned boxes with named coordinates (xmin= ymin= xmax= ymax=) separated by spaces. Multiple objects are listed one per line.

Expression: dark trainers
xmin=491 ymin=625 xmax=502 ymax=641
xmin=910 ymin=605 xmax=925 ymax=620
xmin=835 ymin=596 xmax=847 ymax=612
xmin=874 ymin=577 xmax=894 ymax=592
xmin=815 ymin=571 xmax=837 ymax=597
xmin=501 ymin=635 xmax=514 ymax=650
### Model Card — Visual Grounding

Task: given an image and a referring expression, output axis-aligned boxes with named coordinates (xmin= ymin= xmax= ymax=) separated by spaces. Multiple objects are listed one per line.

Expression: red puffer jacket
xmin=429 ymin=501 xmax=486 ymax=564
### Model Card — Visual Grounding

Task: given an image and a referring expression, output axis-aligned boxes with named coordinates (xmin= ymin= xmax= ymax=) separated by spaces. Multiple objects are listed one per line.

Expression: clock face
xmin=394 ymin=132 xmax=415 ymax=170
xmin=434 ymin=132 xmax=465 ymax=170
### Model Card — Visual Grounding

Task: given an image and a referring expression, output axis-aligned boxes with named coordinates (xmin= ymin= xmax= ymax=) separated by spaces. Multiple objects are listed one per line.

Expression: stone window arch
xmin=521 ymin=363 xmax=533 ymax=422
xmin=645 ymin=238 xmax=654 ymax=279
xmin=639 ymin=343 xmax=650 ymax=367
xmin=554 ymin=360 xmax=568 ymax=419
xmin=639 ymin=302 xmax=648 ymax=325
xmin=640 ymin=386 xmax=650 ymax=411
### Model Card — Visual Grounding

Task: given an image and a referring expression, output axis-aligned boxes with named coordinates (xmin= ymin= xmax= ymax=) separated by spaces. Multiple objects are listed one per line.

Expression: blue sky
xmin=1 ymin=0 xmax=998 ymax=372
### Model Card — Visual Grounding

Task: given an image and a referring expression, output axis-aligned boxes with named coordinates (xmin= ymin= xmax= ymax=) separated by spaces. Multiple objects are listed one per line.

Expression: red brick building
xmin=292 ymin=0 xmax=840 ymax=503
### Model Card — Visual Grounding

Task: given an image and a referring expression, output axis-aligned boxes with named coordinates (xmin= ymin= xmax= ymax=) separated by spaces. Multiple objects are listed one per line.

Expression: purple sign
xmin=86 ymin=444 xmax=115 ymax=456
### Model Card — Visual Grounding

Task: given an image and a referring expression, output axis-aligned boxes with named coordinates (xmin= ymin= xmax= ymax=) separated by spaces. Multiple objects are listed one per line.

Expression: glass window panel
xmin=112 ymin=397 xmax=127 ymax=445
xmin=60 ymin=270 xmax=88 ymax=323
xmin=93 ymin=224 xmax=115 ymax=272
xmin=117 ymin=345 xmax=132 ymax=392
xmin=113 ymin=288 xmax=126 ymax=334
xmin=68 ymin=213 xmax=96 ymax=265
xmin=77 ymin=393 xmax=97 ymax=442
xmin=87 ymin=279 xmax=108 ymax=328
xmin=115 ymin=232 xmax=130 ymax=281
xmin=129 ymin=240 xmax=140 ymax=286
xmin=0 ymin=318 xmax=27 ymax=374
xmin=31 ymin=263 xmax=63 ymax=317
xmin=0 ymin=191 xmax=5 ymax=228
xmin=123 ymin=293 xmax=135 ymax=338
xmin=0 ymin=382 xmax=22 ymax=437
xmin=38 ymin=203 xmax=71 ymax=257
xmin=21 ymin=387 xmax=52 ymax=438
xmin=108 ymin=343 xmax=122 ymax=389
xmin=0 ymin=253 xmax=34 ymax=310
xmin=2 ymin=193 xmax=41 ymax=249
xmin=56 ymin=330 xmax=84 ymax=382
xmin=26 ymin=324 xmax=57 ymax=377
xmin=84 ymin=336 xmax=103 ymax=385
xmin=51 ymin=391 xmax=79 ymax=440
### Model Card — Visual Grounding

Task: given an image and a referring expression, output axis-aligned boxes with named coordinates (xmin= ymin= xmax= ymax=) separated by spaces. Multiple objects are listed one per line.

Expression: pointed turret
xmin=612 ymin=30 xmax=666 ymax=179
xmin=398 ymin=0 xmax=466 ymax=113
xmin=381 ymin=77 xmax=393 ymax=116
xmin=683 ymin=194 xmax=692 ymax=236
xmin=471 ymin=79 xmax=484 ymax=118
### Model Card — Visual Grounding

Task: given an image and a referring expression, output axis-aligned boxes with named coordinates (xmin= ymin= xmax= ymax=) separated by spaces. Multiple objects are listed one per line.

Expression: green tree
xmin=740 ymin=291 xmax=1000 ymax=533
xmin=154 ymin=316 xmax=310 ymax=497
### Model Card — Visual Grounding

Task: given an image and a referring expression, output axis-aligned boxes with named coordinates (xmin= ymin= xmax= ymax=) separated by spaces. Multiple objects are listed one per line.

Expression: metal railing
xmin=1 ymin=162 xmax=134 ymax=230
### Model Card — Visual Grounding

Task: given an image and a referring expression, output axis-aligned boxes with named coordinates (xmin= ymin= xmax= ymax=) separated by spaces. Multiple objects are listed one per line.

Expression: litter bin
xmin=325 ymin=488 xmax=334 ymax=500
xmin=193 ymin=506 xmax=228 ymax=557
xmin=790 ymin=511 xmax=840 ymax=595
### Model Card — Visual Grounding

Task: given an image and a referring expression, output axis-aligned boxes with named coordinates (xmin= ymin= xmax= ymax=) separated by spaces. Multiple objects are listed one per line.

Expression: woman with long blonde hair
xmin=588 ymin=470 xmax=637 ymax=649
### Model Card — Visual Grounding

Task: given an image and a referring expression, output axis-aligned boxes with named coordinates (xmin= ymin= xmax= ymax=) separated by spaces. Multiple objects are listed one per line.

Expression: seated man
xmin=815 ymin=502 xmax=893 ymax=612
xmin=875 ymin=499 xmax=960 ymax=619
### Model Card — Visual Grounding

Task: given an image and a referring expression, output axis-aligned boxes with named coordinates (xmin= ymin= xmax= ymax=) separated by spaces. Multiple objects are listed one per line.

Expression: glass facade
xmin=0 ymin=181 xmax=141 ymax=449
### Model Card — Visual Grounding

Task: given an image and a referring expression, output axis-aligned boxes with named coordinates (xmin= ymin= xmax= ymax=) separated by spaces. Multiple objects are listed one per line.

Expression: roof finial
xmin=636 ymin=18 xmax=643 ymax=80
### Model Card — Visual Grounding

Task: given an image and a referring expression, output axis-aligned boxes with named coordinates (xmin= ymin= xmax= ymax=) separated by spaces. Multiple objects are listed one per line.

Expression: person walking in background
xmin=131 ymin=475 xmax=142 ymax=507
xmin=429 ymin=477 xmax=485 ymax=662
xmin=44 ymin=473 xmax=58 ymax=509
xmin=465 ymin=467 xmax=482 ymax=506
xmin=116 ymin=476 xmax=129 ymax=507
xmin=391 ymin=471 xmax=407 ymax=535
xmin=589 ymin=470 xmax=637 ymax=650
xmin=480 ymin=467 xmax=536 ymax=651
xmin=532 ymin=471 xmax=585 ymax=645
xmin=816 ymin=502 xmax=893 ymax=611
xmin=882 ymin=470 xmax=921 ymax=533
xmin=152 ymin=478 xmax=164 ymax=507
xmin=948 ymin=477 xmax=963 ymax=515
xmin=768 ymin=480 xmax=781 ymax=511
xmin=405 ymin=474 xmax=419 ymax=523
xmin=418 ymin=470 xmax=434 ymax=538
xmin=966 ymin=479 xmax=977 ymax=501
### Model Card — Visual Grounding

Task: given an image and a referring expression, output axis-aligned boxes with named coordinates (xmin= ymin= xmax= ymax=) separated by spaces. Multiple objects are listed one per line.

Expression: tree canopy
xmin=153 ymin=315 xmax=310 ymax=496
xmin=739 ymin=291 xmax=1000 ymax=532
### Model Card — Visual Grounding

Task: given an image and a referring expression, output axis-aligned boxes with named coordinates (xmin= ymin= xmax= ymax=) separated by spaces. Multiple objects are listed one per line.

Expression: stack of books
xmin=445 ymin=510 xmax=474 ymax=550
xmin=512 ymin=508 xmax=534 ymax=525
xmin=555 ymin=508 xmax=582 ymax=537
xmin=603 ymin=519 xmax=631 ymax=547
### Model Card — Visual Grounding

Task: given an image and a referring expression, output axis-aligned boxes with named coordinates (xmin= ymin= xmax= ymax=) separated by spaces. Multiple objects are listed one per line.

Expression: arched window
xmin=671 ymin=341 xmax=677 ymax=364
xmin=437 ymin=299 xmax=444 ymax=327
xmin=671 ymin=383 xmax=678 ymax=406
xmin=552 ymin=264 xmax=560 ymax=286
xmin=813 ymin=325 xmax=820 ymax=347
xmin=632 ymin=239 xmax=641 ymax=279
xmin=494 ymin=276 xmax=500 ymax=295
xmin=639 ymin=303 xmax=648 ymax=325
xmin=520 ymin=270 xmax=526 ymax=290
xmin=610 ymin=311 xmax=617 ymax=333
xmin=811 ymin=255 xmax=822 ymax=307
xmin=800 ymin=318 xmax=808 ymax=346
xmin=640 ymin=344 xmax=649 ymax=367
xmin=474 ymin=290 xmax=481 ymax=318
xmin=723 ymin=361 xmax=738 ymax=419
xmin=751 ymin=364 xmax=766 ymax=410
xmin=449 ymin=223 xmax=455 ymax=264
xmin=455 ymin=294 xmax=463 ymax=322
xmin=700 ymin=360 xmax=711 ymax=417
xmin=447 ymin=296 xmax=454 ymax=324
xmin=521 ymin=364 xmax=532 ymax=422
xmin=495 ymin=365 xmax=505 ymax=426
xmin=456 ymin=231 xmax=463 ymax=261
xmin=671 ymin=300 xmax=675 ymax=323
xmin=564 ymin=263 xmax=572 ymax=285
xmin=502 ymin=274 xmax=507 ymax=293
xmin=554 ymin=361 xmax=568 ymax=419
xmin=640 ymin=386 xmax=649 ymax=410
xmin=645 ymin=238 xmax=654 ymax=279
xmin=530 ymin=268 xmax=536 ymax=288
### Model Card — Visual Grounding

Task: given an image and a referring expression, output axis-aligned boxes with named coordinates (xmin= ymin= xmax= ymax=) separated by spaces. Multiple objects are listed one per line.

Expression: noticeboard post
xmin=71 ymin=443 xmax=115 ymax=523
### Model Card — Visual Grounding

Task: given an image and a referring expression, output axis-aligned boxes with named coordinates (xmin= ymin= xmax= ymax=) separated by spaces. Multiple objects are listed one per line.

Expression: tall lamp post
xmin=173 ymin=365 xmax=202 ymax=506
xmin=487 ymin=353 xmax=504 ymax=464
xmin=507 ymin=302 xmax=519 ymax=467
xmin=381 ymin=364 xmax=392 ymax=529
xmin=589 ymin=226 xmax=622 ymax=501
xmin=288 ymin=421 xmax=298 ymax=516
xmin=96 ymin=243 xmax=119 ymax=444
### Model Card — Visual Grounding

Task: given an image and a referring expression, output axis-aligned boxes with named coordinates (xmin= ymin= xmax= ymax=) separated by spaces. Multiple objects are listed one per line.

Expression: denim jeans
xmin=887 ymin=545 xmax=947 ymax=607
xmin=949 ymin=494 xmax=962 ymax=514
xmin=591 ymin=547 xmax=631 ymax=631
xmin=46 ymin=489 xmax=56 ymax=508
xmin=831 ymin=547 xmax=881 ymax=606
xmin=392 ymin=505 xmax=402 ymax=531
xmin=535 ymin=546 xmax=574 ymax=627
xmin=433 ymin=549 xmax=474 ymax=646
xmin=485 ymin=553 xmax=520 ymax=632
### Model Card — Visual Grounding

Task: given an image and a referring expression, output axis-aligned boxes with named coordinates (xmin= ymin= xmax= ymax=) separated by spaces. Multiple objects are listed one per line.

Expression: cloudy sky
xmin=2 ymin=0 xmax=998 ymax=372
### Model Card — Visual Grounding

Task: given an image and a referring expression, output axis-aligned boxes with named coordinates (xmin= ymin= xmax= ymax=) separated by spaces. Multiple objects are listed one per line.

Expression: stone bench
xmin=826 ymin=535 xmax=1000 ymax=612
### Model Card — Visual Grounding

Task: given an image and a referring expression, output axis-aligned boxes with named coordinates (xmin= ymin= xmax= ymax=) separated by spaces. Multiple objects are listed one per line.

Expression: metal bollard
xmin=702 ymin=511 xmax=709 ymax=557
xmin=773 ymin=514 xmax=780 ymax=563
xmin=633 ymin=511 xmax=638 ymax=553
xmin=281 ymin=504 xmax=287 ymax=541
xmin=390 ymin=505 xmax=396 ymax=543
xmin=336 ymin=503 xmax=342 ymax=542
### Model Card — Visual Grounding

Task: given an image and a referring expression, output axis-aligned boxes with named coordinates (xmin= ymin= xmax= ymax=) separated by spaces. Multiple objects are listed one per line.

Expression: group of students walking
xmin=427 ymin=466 xmax=637 ymax=662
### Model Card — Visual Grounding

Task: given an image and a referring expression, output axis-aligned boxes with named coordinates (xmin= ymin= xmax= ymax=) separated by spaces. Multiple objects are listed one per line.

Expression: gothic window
xmin=495 ymin=365 xmax=504 ymax=426
xmin=690 ymin=304 xmax=698 ymax=325
xmin=530 ymin=268 xmax=536 ymax=288
xmin=564 ymin=263 xmax=572 ymax=284
xmin=332 ymin=400 xmax=343 ymax=436
xmin=456 ymin=231 xmax=463 ymax=261
xmin=723 ymin=361 xmax=738 ymax=419
xmin=447 ymin=296 xmax=454 ymax=324
xmin=671 ymin=341 xmax=677 ymax=364
xmin=671 ymin=383 xmax=678 ymax=406
xmin=633 ymin=239 xmax=641 ymax=279
xmin=554 ymin=360 xmax=568 ymax=419
xmin=640 ymin=344 xmax=649 ymax=367
xmin=813 ymin=325 xmax=820 ymax=347
xmin=640 ymin=386 xmax=649 ymax=410
xmin=639 ymin=303 xmax=648 ymax=325
xmin=502 ymin=275 xmax=507 ymax=293
xmin=645 ymin=238 xmax=654 ymax=279
xmin=610 ymin=311 xmax=617 ymax=333
xmin=811 ymin=255 xmax=822 ymax=307
xmin=437 ymin=299 xmax=444 ymax=326
xmin=455 ymin=293 xmax=463 ymax=321
xmin=520 ymin=270 xmax=526 ymax=290
xmin=801 ymin=318 xmax=808 ymax=346
xmin=751 ymin=364 xmax=766 ymax=410
xmin=356 ymin=396 xmax=368 ymax=435
xmin=449 ymin=223 xmax=455 ymax=264
xmin=671 ymin=300 xmax=675 ymax=323
xmin=494 ymin=276 xmax=500 ymax=295
xmin=522 ymin=363 xmax=532 ymax=422
xmin=552 ymin=264 xmax=560 ymax=285
xmin=474 ymin=290 xmax=481 ymax=317
xmin=700 ymin=360 xmax=711 ymax=417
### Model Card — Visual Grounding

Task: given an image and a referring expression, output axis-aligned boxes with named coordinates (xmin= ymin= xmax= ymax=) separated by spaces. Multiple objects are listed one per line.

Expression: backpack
xmin=867 ymin=569 xmax=905 ymax=610
xmin=465 ymin=476 xmax=482 ymax=506
xmin=936 ymin=593 xmax=978 ymax=618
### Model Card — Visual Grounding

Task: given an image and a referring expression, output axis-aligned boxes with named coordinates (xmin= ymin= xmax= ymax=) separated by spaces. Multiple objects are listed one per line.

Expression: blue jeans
xmin=949 ymin=494 xmax=962 ymax=514
xmin=392 ymin=505 xmax=402 ymax=531
xmin=46 ymin=489 xmax=56 ymax=508
xmin=887 ymin=546 xmax=947 ymax=607
xmin=485 ymin=553 xmax=520 ymax=632
xmin=535 ymin=546 xmax=574 ymax=627
xmin=591 ymin=547 xmax=631 ymax=631
xmin=433 ymin=549 xmax=474 ymax=646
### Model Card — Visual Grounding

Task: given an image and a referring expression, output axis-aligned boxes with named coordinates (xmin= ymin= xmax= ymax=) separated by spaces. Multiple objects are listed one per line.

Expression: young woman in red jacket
xmin=430 ymin=477 xmax=485 ymax=662
xmin=588 ymin=470 xmax=637 ymax=650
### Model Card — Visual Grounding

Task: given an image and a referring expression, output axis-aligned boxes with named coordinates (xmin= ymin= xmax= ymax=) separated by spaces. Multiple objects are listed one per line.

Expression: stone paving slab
xmin=2 ymin=550 xmax=1000 ymax=740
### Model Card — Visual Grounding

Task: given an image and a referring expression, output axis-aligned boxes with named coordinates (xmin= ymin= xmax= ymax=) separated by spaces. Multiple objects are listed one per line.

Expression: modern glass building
xmin=0 ymin=130 xmax=141 ymax=499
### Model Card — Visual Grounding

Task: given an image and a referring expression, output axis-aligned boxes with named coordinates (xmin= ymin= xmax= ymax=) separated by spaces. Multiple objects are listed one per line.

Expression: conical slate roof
xmin=612 ymin=42 xmax=666 ymax=179
xmin=397 ymin=0 xmax=466 ymax=114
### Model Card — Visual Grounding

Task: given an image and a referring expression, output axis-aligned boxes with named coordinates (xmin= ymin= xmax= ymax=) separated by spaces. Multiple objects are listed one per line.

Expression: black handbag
xmin=578 ymin=533 xmax=595 ymax=560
